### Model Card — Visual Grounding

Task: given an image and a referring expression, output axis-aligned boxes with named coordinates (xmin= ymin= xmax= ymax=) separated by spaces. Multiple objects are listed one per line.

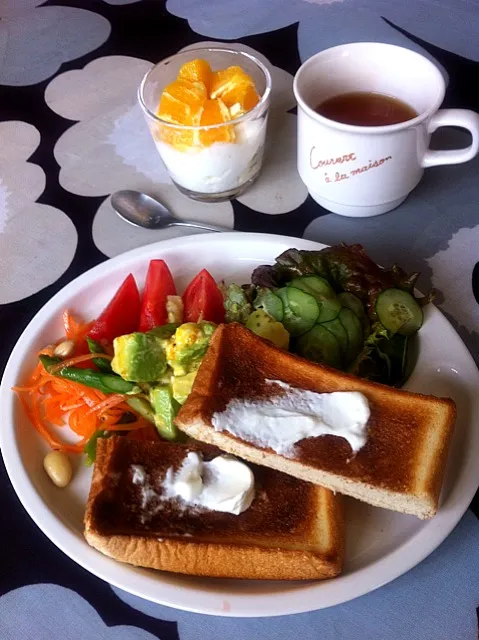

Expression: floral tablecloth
xmin=1 ymin=1 xmax=479 ymax=638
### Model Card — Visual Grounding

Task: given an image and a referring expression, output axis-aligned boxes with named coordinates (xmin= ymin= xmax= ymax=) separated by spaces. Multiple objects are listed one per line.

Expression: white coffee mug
xmin=293 ymin=42 xmax=479 ymax=217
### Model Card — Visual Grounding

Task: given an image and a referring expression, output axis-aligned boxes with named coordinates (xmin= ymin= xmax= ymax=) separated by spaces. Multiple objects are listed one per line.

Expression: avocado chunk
xmin=172 ymin=370 xmax=197 ymax=405
xmin=111 ymin=332 xmax=168 ymax=382
xmin=149 ymin=385 xmax=182 ymax=441
xmin=245 ymin=309 xmax=290 ymax=350
xmin=166 ymin=321 xmax=216 ymax=376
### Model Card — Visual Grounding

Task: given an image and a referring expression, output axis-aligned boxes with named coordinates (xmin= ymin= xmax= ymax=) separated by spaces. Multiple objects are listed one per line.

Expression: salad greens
xmin=223 ymin=283 xmax=254 ymax=324
xmin=226 ymin=244 xmax=432 ymax=386
xmin=251 ymin=245 xmax=431 ymax=319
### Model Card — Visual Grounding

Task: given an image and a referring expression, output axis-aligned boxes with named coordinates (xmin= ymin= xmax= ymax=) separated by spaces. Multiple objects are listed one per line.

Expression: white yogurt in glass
xmin=138 ymin=47 xmax=272 ymax=201
xmin=155 ymin=119 xmax=267 ymax=194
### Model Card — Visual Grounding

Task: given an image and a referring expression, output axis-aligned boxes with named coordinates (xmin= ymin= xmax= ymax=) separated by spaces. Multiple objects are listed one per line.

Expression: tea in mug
xmin=316 ymin=92 xmax=417 ymax=126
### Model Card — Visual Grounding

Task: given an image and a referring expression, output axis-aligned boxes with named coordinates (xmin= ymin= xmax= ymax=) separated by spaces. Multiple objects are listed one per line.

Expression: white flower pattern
xmin=427 ymin=225 xmax=479 ymax=347
xmin=0 ymin=4 xmax=110 ymax=86
xmin=0 ymin=585 xmax=159 ymax=639
xmin=167 ymin=0 xmax=479 ymax=64
xmin=0 ymin=121 xmax=77 ymax=304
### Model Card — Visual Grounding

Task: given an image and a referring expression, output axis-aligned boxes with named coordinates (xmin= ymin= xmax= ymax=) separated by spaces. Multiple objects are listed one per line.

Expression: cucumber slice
xmin=317 ymin=296 xmax=342 ymax=323
xmin=338 ymin=292 xmax=370 ymax=338
xmin=339 ymin=307 xmax=363 ymax=363
xmin=376 ymin=288 xmax=423 ymax=336
xmin=277 ymin=287 xmax=319 ymax=337
xmin=295 ymin=325 xmax=341 ymax=368
xmin=289 ymin=275 xmax=336 ymax=300
xmin=253 ymin=288 xmax=284 ymax=321
xmin=289 ymin=275 xmax=341 ymax=323
xmin=321 ymin=318 xmax=349 ymax=358
xmin=337 ymin=292 xmax=365 ymax=319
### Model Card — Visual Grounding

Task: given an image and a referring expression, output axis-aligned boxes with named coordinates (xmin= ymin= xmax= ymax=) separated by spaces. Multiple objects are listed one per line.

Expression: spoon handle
xmin=172 ymin=220 xmax=233 ymax=233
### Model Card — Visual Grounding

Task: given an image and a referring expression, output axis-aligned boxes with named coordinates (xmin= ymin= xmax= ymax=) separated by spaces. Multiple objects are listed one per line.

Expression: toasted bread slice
xmin=84 ymin=437 xmax=344 ymax=580
xmin=175 ymin=323 xmax=456 ymax=519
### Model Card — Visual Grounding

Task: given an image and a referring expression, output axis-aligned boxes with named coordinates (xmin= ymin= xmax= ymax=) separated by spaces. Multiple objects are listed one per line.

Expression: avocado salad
xmin=113 ymin=320 xmax=215 ymax=430
xmin=17 ymin=262 xmax=227 ymax=464
xmin=39 ymin=321 xmax=216 ymax=462
xmin=20 ymin=245 xmax=431 ymax=465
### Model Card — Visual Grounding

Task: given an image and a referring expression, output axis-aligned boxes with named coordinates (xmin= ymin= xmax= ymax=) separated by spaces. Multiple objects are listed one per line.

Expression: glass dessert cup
xmin=138 ymin=47 xmax=272 ymax=203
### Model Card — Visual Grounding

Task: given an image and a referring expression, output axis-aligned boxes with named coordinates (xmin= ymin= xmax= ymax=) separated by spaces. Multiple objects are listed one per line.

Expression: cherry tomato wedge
xmin=138 ymin=260 xmax=177 ymax=332
xmin=182 ymin=269 xmax=225 ymax=324
xmin=88 ymin=274 xmax=141 ymax=343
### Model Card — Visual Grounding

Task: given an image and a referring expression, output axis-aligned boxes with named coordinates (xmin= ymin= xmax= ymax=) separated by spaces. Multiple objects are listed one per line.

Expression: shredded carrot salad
xmin=12 ymin=310 xmax=150 ymax=454
xmin=63 ymin=309 xmax=93 ymax=343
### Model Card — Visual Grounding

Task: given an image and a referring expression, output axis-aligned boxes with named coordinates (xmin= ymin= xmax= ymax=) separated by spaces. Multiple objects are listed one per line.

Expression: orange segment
xmin=210 ymin=65 xmax=255 ymax=101
xmin=178 ymin=59 xmax=213 ymax=92
xmin=156 ymin=61 xmax=259 ymax=149
xmin=228 ymin=84 xmax=260 ymax=118
xmin=158 ymin=126 xmax=195 ymax=151
xmin=158 ymin=93 xmax=191 ymax=125
xmin=150 ymin=120 xmax=195 ymax=151
xmin=200 ymin=97 xmax=231 ymax=125
xmin=158 ymin=79 xmax=207 ymax=125
xmin=198 ymin=99 xmax=235 ymax=146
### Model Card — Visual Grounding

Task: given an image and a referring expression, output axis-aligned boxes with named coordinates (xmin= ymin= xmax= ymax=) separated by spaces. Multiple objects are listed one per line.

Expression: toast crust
xmin=175 ymin=323 xmax=457 ymax=519
xmin=84 ymin=437 xmax=344 ymax=580
xmin=84 ymin=529 xmax=341 ymax=580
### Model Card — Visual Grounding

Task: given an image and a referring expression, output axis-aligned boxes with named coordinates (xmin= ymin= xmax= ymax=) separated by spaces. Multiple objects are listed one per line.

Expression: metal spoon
xmin=111 ymin=190 xmax=232 ymax=232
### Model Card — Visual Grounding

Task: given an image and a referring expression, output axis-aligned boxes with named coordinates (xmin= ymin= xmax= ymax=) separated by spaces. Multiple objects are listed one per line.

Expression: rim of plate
xmin=1 ymin=232 xmax=479 ymax=618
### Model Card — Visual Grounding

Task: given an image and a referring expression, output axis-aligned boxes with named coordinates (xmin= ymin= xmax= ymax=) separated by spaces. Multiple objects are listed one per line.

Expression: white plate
xmin=1 ymin=233 xmax=479 ymax=618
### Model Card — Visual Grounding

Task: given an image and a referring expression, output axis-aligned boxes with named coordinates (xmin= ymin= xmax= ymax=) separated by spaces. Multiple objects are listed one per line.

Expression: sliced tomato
xmin=138 ymin=260 xmax=177 ymax=332
xmin=182 ymin=269 xmax=225 ymax=324
xmin=88 ymin=274 xmax=141 ymax=343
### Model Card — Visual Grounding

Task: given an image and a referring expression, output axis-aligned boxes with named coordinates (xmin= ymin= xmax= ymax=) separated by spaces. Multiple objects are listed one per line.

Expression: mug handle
xmin=421 ymin=109 xmax=479 ymax=168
